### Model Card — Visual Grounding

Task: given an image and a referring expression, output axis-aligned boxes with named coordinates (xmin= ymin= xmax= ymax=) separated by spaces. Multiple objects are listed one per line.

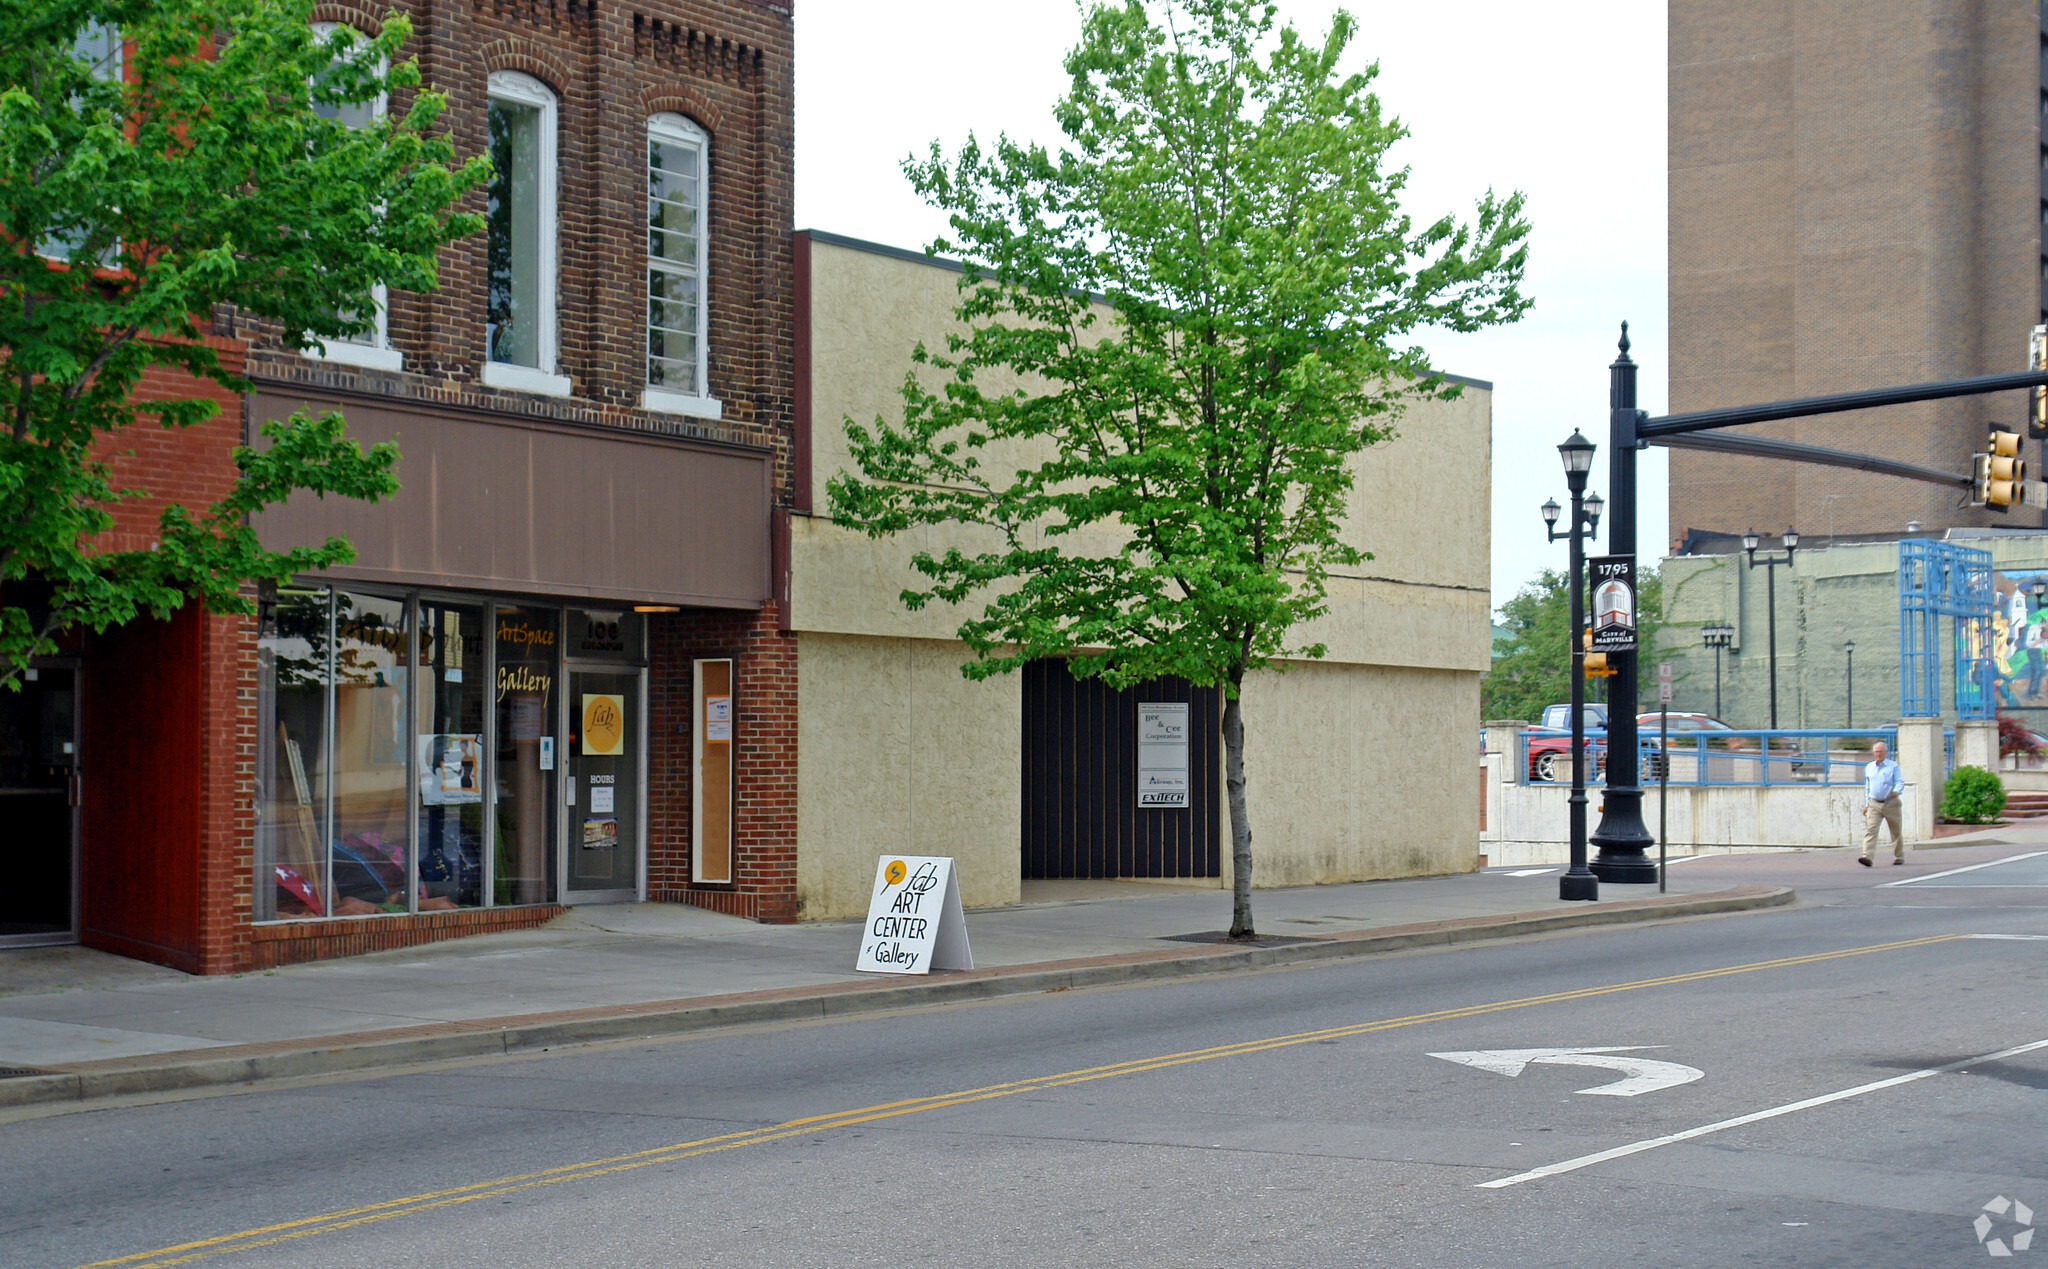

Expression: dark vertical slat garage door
xmin=1021 ymin=660 xmax=1220 ymax=879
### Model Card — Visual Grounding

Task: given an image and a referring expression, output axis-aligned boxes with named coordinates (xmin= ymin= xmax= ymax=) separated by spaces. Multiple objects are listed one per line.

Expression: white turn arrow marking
xmin=1428 ymin=1046 xmax=1704 ymax=1097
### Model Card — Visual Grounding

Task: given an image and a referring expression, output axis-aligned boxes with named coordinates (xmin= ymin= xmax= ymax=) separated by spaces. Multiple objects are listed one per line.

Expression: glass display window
xmin=331 ymin=591 xmax=414 ymax=915
xmin=494 ymin=606 xmax=558 ymax=904
xmin=415 ymin=599 xmax=486 ymax=909
xmin=256 ymin=586 xmax=334 ymax=919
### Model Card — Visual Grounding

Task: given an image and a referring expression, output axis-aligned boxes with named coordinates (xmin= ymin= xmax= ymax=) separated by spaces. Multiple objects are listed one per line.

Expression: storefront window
xmin=331 ymin=592 xmax=413 ymax=914
xmin=494 ymin=607 xmax=558 ymax=904
xmin=416 ymin=599 xmax=486 ymax=908
xmin=256 ymin=588 xmax=576 ymax=922
xmin=256 ymin=587 xmax=333 ymax=919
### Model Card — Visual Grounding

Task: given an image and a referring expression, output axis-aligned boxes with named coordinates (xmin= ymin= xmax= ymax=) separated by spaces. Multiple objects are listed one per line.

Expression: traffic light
xmin=1973 ymin=429 xmax=2027 ymax=511
xmin=1579 ymin=628 xmax=1614 ymax=677
xmin=2031 ymin=325 xmax=2048 ymax=439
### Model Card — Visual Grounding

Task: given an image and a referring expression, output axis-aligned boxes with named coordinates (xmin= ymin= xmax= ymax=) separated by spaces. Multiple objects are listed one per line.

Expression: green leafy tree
xmin=828 ymin=0 xmax=1529 ymax=936
xmin=1484 ymin=568 xmax=1666 ymax=722
xmin=0 ymin=0 xmax=486 ymax=684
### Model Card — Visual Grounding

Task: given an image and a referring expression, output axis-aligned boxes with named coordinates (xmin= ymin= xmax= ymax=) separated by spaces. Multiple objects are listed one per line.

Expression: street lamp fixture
xmin=1744 ymin=530 xmax=1798 ymax=729
xmin=1544 ymin=430 xmax=1601 ymax=904
xmin=1701 ymin=622 xmax=1735 ymax=718
xmin=1844 ymin=639 xmax=1856 ymax=727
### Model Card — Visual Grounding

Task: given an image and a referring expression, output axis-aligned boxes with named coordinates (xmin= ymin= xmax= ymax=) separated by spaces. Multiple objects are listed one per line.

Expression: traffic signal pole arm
xmin=1652 ymin=430 xmax=1973 ymax=492
xmin=1637 ymin=368 xmax=2048 ymax=440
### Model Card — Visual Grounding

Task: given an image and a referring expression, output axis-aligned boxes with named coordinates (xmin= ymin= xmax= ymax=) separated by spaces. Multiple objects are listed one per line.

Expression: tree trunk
xmin=1222 ymin=676 xmax=1254 ymax=938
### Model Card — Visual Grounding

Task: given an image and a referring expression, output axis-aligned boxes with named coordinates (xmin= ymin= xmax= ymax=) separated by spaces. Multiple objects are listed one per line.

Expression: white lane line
xmin=1879 ymin=851 xmax=2048 ymax=888
xmin=1499 ymin=869 xmax=1557 ymax=877
xmin=1970 ymin=933 xmax=2048 ymax=941
xmin=1476 ymin=1036 xmax=2048 ymax=1189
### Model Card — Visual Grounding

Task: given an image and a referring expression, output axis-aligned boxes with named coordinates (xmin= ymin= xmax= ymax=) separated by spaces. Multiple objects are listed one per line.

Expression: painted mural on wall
xmin=1988 ymin=569 xmax=2048 ymax=709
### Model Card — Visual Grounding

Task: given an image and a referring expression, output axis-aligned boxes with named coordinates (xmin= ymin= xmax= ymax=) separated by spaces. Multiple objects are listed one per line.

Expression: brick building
xmin=1667 ymin=0 xmax=2048 ymax=549
xmin=3 ymin=0 xmax=799 ymax=971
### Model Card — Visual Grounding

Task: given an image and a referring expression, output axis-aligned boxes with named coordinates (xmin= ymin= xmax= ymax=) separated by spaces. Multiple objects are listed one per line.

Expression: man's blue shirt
xmin=1865 ymin=758 xmax=1903 ymax=803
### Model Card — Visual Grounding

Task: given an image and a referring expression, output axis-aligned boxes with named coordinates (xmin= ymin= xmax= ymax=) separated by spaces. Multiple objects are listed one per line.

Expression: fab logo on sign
xmin=582 ymin=694 xmax=625 ymax=756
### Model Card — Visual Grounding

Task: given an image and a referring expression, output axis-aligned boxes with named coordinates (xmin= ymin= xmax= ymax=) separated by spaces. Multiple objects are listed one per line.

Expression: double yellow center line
xmin=82 ymin=932 xmax=1965 ymax=1268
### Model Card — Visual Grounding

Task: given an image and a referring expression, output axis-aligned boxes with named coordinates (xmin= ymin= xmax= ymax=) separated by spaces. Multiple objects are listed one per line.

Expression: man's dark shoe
xmin=1858 ymin=856 xmax=1873 ymax=867
xmin=1894 ymin=859 xmax=1904 ymax=865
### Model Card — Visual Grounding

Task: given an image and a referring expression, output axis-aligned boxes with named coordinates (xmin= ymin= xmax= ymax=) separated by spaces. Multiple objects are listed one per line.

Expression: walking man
xmin=1860 ymin=740 xmax=1905 ymax=866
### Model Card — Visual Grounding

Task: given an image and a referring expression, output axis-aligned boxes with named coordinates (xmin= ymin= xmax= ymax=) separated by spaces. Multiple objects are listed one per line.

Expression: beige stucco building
xmin=788 ymin=230 xmax=1494 ymax=921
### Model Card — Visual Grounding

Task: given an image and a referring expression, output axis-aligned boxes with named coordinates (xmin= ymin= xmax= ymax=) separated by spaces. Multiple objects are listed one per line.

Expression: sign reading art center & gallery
xmin=856 ymin=856 xmax=972 ymax=975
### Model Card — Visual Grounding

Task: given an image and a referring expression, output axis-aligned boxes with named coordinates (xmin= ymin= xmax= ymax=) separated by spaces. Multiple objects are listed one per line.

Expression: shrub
xmin=1940 ymin=765 xmax=2007 ymax=824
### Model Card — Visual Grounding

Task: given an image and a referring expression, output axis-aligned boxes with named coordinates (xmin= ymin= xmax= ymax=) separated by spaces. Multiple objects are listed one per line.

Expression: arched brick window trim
xmin=479 ymin=39 xmax=572 ymax=95
xmin=642 ymin=89 xmax=721 ymax=137
xmin=309 ymin=2 xmax=383 ymax=36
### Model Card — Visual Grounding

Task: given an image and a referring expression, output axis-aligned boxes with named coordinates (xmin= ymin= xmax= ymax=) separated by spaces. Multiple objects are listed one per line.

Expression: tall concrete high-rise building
xmin=1668 ymin=1 xmax=2048 ymax=549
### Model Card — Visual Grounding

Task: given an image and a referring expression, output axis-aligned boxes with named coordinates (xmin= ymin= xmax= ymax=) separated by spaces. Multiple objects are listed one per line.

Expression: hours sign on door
xmin=1138 ymin=701 xmax=1190 ymax=807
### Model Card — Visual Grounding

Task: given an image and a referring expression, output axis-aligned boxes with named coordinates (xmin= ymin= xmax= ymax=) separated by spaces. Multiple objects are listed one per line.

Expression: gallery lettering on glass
xmin=255 ymin=590 xmax=653 ymax=921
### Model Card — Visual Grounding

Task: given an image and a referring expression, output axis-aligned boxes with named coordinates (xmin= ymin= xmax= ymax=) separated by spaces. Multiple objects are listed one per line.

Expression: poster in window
xmin=582 ymin=815 xmax=619 ymax=850
xmin=418 ymin=733 xmax=484 ymax=805
xmin=582 ymin=693 xmax=625 ymax=756
xmin=705 ymin=695 xmax=732 ymax=741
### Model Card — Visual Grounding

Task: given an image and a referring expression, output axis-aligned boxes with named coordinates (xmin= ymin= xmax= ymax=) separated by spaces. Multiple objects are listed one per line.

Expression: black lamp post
xmin=1587 ymin=332 xmax=1658 ymax=884
xmin=1544 ymin=429 xmax=1600 ymax=903
xmin=1743 ymin=529 xmax=1798 ymax=729
xmin=1702 ymin=622 xmax=1734 ymax=718
xmin=1844 ymin=639 xmax=1855 ymax=727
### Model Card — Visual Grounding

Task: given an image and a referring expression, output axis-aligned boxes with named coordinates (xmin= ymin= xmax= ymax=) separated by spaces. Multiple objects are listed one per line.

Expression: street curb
xmin=0 ymin=885 xmax=1793 ymax=1112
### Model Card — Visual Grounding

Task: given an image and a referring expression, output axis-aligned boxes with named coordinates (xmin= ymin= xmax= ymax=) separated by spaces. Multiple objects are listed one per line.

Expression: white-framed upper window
xmin=642 ymin=112 xmax=718 ymax=419
xmin=482 ymin=70 xmax=568 ymax=397
xmin=39 ymin=21 xmax=123 ymax=266
xmin=305 ymin=22 xmax=401 ymax=371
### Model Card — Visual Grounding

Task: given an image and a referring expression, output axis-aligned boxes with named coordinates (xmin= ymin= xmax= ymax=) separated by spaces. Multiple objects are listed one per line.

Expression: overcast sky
xmin=792 ymin=1 xmax=1669 ymax=616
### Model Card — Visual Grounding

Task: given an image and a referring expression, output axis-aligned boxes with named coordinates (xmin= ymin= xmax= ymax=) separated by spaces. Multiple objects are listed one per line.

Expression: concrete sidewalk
xmin=0 ymin=866 xmax=1793 ymax=1110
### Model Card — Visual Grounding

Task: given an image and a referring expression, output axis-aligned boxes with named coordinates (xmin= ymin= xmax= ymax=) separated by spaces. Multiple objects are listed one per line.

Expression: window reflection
xmin=331 ymin=592 xmax=413 ymax=914
xmin=416 ymin=600 xmax=485 ymax=908
xmin=256 ymin=587 xmax=332 ymax=919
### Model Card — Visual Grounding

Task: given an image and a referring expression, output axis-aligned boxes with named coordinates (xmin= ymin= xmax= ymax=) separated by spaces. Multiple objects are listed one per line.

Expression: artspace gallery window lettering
xmin=485 ymin=71 xmax=560 ymax=385
xmin=644 ymin=113 xmax=716 ymax=414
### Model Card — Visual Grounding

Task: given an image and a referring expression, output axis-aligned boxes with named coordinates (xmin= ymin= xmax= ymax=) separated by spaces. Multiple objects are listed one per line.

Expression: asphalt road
xmin=5 ymin=850 xmax=2046 ymax=1269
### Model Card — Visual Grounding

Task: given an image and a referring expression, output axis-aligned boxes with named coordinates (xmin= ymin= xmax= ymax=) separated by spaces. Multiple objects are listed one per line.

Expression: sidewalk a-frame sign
xmin=855 ymin=855 xmax=973 ymax=975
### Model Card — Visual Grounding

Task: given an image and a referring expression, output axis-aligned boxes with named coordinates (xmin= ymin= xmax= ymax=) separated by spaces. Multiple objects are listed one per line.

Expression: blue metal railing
xmin=1515 ymin=728 xmax=1900 ymax=788
xmin=1944 ymin=727 xmax=1956 ymax=779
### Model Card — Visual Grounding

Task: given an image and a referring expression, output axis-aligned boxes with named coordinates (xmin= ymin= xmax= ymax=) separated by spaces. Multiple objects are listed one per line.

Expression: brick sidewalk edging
xmin=0 ymin=885 xmax=1793 ymax=1112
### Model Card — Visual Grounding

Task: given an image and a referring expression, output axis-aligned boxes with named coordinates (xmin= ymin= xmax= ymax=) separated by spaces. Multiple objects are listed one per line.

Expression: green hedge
xmin=1940 ymin=765 xmax=2006 ymax=824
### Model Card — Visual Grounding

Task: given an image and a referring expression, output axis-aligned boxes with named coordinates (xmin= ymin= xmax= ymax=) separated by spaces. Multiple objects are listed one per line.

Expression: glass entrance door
xmin=0 ymin=666 xmax=78 ymax=945
xmin=564 ymin=668 xmax=641 ymax=899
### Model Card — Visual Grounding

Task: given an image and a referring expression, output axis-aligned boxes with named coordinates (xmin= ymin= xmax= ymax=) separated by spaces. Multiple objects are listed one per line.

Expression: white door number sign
xmin=855 ymin=855 xmax=973 ymax=975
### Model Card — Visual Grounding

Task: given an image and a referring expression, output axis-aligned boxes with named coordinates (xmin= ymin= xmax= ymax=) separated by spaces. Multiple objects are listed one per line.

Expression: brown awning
xmin=251 ymin=391 xmax=771 ymax=609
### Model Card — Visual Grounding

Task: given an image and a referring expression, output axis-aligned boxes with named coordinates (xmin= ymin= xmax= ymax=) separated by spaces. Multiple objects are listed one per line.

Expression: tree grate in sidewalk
xmin=1157 ymin=931 xmax=1325 ymax=947
xmin=0 ymin=1066 xmax=56 ymax=1079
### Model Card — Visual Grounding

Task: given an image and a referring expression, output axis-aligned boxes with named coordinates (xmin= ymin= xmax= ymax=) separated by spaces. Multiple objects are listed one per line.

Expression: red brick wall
xmin=250 ymin=903 xmax=567 ymax=969
xmin=647 ymin=603 xmax=798 ymax=920
xmin=77 ymin=340 xmax=257 ymax=975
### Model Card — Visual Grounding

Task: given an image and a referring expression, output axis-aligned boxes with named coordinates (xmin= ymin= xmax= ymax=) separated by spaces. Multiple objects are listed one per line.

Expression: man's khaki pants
xmin=1862 ymin=797 xmax=1904 ymax=862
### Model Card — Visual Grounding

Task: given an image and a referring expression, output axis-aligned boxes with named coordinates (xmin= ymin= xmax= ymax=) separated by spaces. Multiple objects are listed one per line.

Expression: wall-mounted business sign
xmin=1138 ymin=701 xmax=1191 ymax=808
xmin=1589 ymin=555 xmax=1637 ymax=653
xmin=856 ymin=855 xmax=973 ymax=975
